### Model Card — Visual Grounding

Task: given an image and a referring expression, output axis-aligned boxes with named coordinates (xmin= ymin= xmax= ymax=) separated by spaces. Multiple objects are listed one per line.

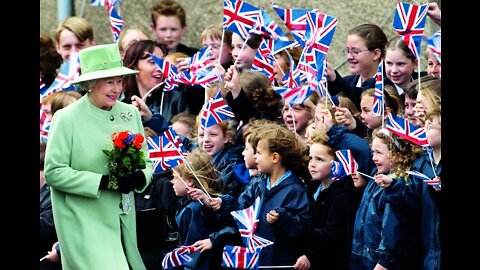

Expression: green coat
xmin=45 ymin=95 xmax=153 ymax=270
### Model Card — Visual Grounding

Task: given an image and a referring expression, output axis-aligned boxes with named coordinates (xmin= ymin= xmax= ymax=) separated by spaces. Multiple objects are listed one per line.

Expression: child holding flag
xmin=351 ymin=128 xmax=423 ymax=269
xmin=170 ymin=148 xmax=225 ymax=269
xmin=211 ymin=122 xmax=312 ymax=267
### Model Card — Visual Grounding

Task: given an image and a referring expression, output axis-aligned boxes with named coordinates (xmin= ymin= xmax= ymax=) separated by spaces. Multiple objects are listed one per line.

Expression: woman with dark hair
xmin=122 ymin=39 xmax=191 ymax=127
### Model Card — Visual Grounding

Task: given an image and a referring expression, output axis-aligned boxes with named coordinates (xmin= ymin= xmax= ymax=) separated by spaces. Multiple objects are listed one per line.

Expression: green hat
xmin=71 ymin=44 xmax=138 ymax=84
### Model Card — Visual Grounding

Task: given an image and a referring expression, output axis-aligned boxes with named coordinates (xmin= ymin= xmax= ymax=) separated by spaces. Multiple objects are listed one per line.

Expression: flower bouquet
xmin=103 ymin=131 xmax=146 ymax=190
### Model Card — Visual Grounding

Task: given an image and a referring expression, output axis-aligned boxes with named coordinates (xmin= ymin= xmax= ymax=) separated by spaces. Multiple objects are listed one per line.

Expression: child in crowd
xmin=351 ymin=128 xmax=423 ymax=269
xmin=171 ymin=148 xmax=225 ymax=269
xmin=326 ymin=23 xmax=389 ymax=109
xmin=403 ymin=80 xmax=419 ymax=125
xmin=229 ymin=119 xmax=273 ymax=185
xmin=230 ymin=32 xmax=263 ymax=71
xmin=118 ymin=27 xmax=151 ymax=59
xmin=150 ymin=0 xmax=198 ymax=56
xmin=313 ymin=95 xmax=364 ymax=137
xmin=358 ymin=86 xmax=401 ymax=140
xmin=313 ymin=100 xmax=374 ymax=184
xmin=412 ymin=76 xmax=441 ymax=126
xmin=54 ymin=16 xmax=95 ymax=61
xmin=385 ymin=36 xmax=427 ymax=103
xmin=413 ymin=109 xmax=441 ymax=189
xmin=295 ymin=129 xmax=349 ymax=270
xmin=412 ymin=109 xmax=442 ymax=269
xmin=282 ymin=91 xmax=319 ymax=140
xmin=200 ymin=23 xmax=234 ymax=70
xmin=273 ymin=46 xmax=302 ymax=86
xmin=425 ymin=49 xmax=441 ymax=78
xmin=170 ymin=111 xmax=196 ymax=140
xmin=196 ymin=111 xmax=245 ymax=198
xmin=211 ymin=122 xmax=312 ymax=267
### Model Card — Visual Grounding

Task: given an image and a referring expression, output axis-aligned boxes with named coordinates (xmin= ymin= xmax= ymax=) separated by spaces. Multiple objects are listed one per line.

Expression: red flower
xmin=114 ymin=137 xmax=125 ymax=148
xmin=113 ymin=132 xmax=129 ymax=148
xmin=133 ymin=134 xmax=144 ymax=149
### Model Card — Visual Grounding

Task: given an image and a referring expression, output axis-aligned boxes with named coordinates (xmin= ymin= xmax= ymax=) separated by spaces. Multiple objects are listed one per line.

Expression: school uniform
xmin=351 ymin=173 xmax=421 ymax=270
xmin=219 ymin=171 xmax=312 ymax=267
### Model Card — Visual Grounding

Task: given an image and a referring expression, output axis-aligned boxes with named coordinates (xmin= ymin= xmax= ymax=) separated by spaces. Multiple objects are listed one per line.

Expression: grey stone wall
xmin=40 ymin=0 xmax=440 ymax=75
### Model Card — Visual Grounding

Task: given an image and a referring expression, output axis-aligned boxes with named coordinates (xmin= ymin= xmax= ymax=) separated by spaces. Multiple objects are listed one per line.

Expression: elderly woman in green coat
xmin=44 ymin=44 xmax=153 ymax=270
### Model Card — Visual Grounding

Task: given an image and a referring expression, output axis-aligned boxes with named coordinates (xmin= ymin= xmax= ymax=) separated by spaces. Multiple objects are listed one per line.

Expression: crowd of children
xmin=41 ymin=1 xmax=442 ymax=269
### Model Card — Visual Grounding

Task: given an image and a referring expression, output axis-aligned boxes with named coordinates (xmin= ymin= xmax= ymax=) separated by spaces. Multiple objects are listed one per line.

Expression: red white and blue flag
xmin=271 ymin=2 xmax=318 ymax=48
xmin=188 ymin=46 xmax=214 ymax=76
xmin=372 ymin=61 xmax=384 ymax=116
xmin=107 ymin=0 xmax=124 ymax=43
xmin=223 ymin=0 xmax=263 ymax=39
xmin=424 ymin=30 xmax=441 ymax=63
xmin=45 ymin=53 xmax=81 ymax=97
xmin=147 ymin=126 xmax=186 ymax=174
xmin=393 ymin=2 xmax=428 ymax=59
xmin=150 ymin=53 xmax=179 ymax=91
xmin=330 ymin=150 xmax=358 ymax=181
xmin=161 ymin=245 xmax=196 ymax=269
xmin=230 ymin=196 xmax=273 ymax=252
xmin=222 ymin=245 xmax=260 ymax=269
xmin=175 ymin=70 xmax=222 ymax=88
xmin=297 ymin=12 xmax=337 ymax=80
xmin=201 ymin=91 xmax=235 ymax=129
xmin=386 ymin=113 xmax=429 ymax=146
xmin=274 ymin=84 xmax=314 ymax=106
xmin=251 ymin=41 xmax=275 ymax=83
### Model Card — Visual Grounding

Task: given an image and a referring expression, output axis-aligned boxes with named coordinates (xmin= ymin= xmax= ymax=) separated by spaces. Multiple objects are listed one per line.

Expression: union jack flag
xmin=175 ymin=70 xmax=221 ymax=88
xmin=271 ymin=2 xmax=318 ymax=48
xmin=393 ymin=2 xmax=428 ymax=59
xmin=406 ymin=170 xmax=441 ymax=189
xmin=188 ymin=46 xmax=214 ymax=76
xmin=90 ymin=0 xmax=106 ymax=6
xmin=223 ymin=0 xmax=262 ymax=39
xmin=251 ymin=41 xmax=275 ymax=83
xmin=222 ymin=245 xmax=260 ymax=269
xmin=146 ymin=126 xmax=187 ymax=174
xmin=107 ymin=0 xmax=124 ymax=43
xmin=150 ymin=53 xmax=179 ymax=91
xmin=255 ymin=9 xmax=297 ymax=53
xmin=230 ymin=196 xmax=273 ymax=252
xmin=424 ymin=30 xmax=441 ymax=63
xmin=282 ymin=63 xmax=302 ymax=88
xmin=335 ymin=150 xmax=358 ymax=177
xmin=274 ymin=84 xmax=314 ymax=106
xmin=45 ymin=53 xmax=81 ymax=97
xmin=297 ymin=12 xmax=336 ymax=79
xmin=372 ymin=61 xmax=384 ymax=116
xmin=386 ymin=113 xmax=429 ymax=147
xmin=201 ymin=91 xmax=235 ymax=129
xmin=161 ymin=245 xmax=196 ymax=269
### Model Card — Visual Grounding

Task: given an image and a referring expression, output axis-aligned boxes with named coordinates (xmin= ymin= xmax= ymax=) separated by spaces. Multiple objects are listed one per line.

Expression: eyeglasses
xmin=342 ymin=48 xmax=370 ymax=56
